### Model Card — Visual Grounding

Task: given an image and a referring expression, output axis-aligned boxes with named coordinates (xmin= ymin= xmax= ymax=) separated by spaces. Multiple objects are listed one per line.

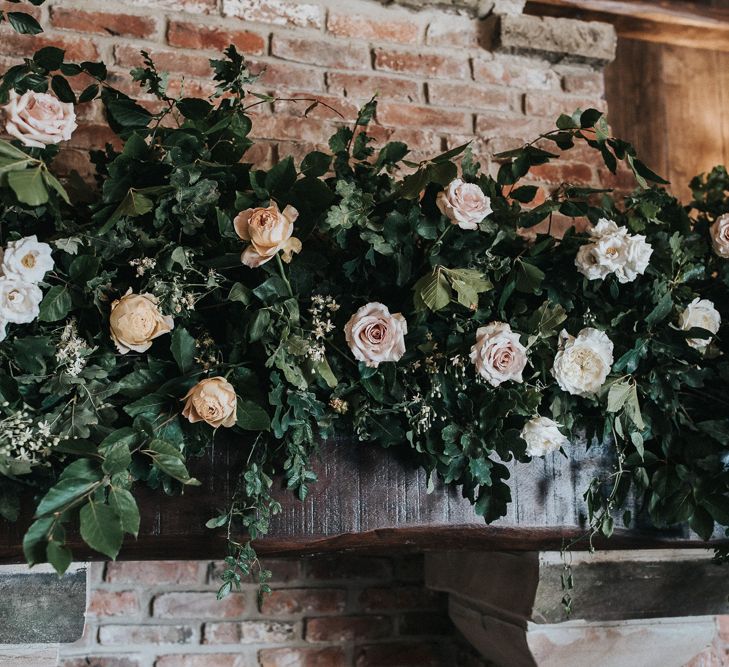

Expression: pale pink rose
xmin=344 ymin=302 xmax=407 ymax=368
xmin=109 ymin=289 xmax=174 ymax=354
xmin=710 ymin=214 xmax=729 ymax=259
xmin=233 ymin=202 xmax=302 ymax=268
xmin=436 ymin=179 xmax=492 ymax=230
xmin=3 ymin=90 xmax=77 ymax=149
xmin=469 ymin=322 xmax=527 ymax=387
xmin=182 ymin=377 xmax=237 ymax=428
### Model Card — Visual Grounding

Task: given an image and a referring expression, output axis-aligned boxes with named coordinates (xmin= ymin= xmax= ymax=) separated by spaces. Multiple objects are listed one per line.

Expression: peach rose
xmin=3 ymin=90 xmax=77 ymax=149
xmin=710 ymin=214 xmax=729 ymax=259
xmin=109 ymin=289 xmax=174 ymax=354
xmin=344 ymin=302 xmax=407 ymax=368
xmin=436 ymin=179 xmax=492 ymax=230
xmin=469 ymin=322 xmax=527 ymax=387
xmin=182 ymin=376 xmax=237 ymax=428
xmin=233 ymin=202 xmax=302 ymax=268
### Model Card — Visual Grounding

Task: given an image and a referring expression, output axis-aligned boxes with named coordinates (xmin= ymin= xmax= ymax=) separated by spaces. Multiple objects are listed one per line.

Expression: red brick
xmin=274 ymin=93 xmax=359 ymax=121
xmin=428 ymin=81 xmax=517 ymax=112
xmin=87 ymin=590 xmax=140 ymax=617
xmin=259 ymin=647 xmax=345 ymax=667
xmin=473 ymin=57 xmax=560 ymax=91
xmin=398 ymin=611 xmax=453 ymax=635
xmin=327 ymin=72 xmax=421 ymax=103
xmin=126 ymin=0 xmax=217 ymax=13
xmin=52 ymin=148 xmax=95 ymax=180
xmin=152 ymin=592 xmax=248 ymax=619
xmin=358 ymin=585 xmax=441 ymax=612
xmin=272 ymin=35 xmax=370 ymax=71
xmin=251 ymin=115 xmax=338 ymax=144
xmin=426 ymin=18 xmax=480 ymax=49
xmin=155 ymin=656 xmax=249 ymax=667
xmin=59 ymin=658 xmax=141 ymax=667
xmin=167 ymin=21 xmax=266 ymax=54
xmin=50 ymin=7 xmax=158 ymax=39
xmin=525 ymin=91 xmax=604 ymax=118
xmin=560 ymin=68 xmax=605 ymax=95
xmin=355 ymin=643 xmax=443 ymax=667
xmin=98 ymin=624 xmax=196 ymax=645
xmin=0 ymin=1 xmax=40 ymax=19
xmin=114 ymin=45 xmax=212 ymax=77
xmin=70 ymin=124 xmax=124 ymax=150
xmin=0 ymin=30 xmax=100 ymax=62
xmin=203 ymin=620 xmax=297 ymax=644
xmin=259 ymin=588 xmax=346 ymax=616
xmin=475 ymin=114 xmax=551 ymax=141
xmin=243 ymin=141 xmax=275 ymax=168
xmin=376 ymin=102 xmax=471 ymax=131
xmin=222 ymin=0 xmax=323 ymax=29
xmin=305 ymin=615 xmax=392 ymax=642
xmin=306 ymin=556 xmax=392 ymax=581
xmin=327 ymin=13 xmax=421 ymax=45
xmin=529 ymin=161 xmax=596 ymax=186
xmin=249 ymin=60 xmax=325 ymax=92
xmin=208 ymin=558 xmax=301 ymax=586
xmin=374 ymin=48 xmax=470 ymax=80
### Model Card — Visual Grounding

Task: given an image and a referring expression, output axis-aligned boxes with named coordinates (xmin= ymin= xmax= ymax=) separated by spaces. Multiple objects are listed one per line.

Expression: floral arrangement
xmin=1 ymin=6 xmax=729 ymax=596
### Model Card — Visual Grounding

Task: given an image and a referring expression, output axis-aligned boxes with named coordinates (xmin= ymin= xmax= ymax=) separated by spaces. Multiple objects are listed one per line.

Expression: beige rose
xmin=469 ymin=321 xmax=527 ymax=387
xmin=233 ymin=202 xmax=302 ymax=268
xmin=182 ymin=376 xmax=237 ymax=428
xmin=710 ymin=214 xmax=729 ymax=259
xmin=3 ymin=90 xmax=77 ymax=149
xmin=344 ymin=302 xmax=407 ymax=368
xmin=109 ymin=289 xmax=174 ymax=354
xmin=436 ymin=179 xmax=492 ymax=230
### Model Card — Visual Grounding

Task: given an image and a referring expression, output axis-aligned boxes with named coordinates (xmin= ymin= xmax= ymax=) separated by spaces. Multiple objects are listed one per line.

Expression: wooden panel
xmin=0 ymin=436 xmax=717 ymax=563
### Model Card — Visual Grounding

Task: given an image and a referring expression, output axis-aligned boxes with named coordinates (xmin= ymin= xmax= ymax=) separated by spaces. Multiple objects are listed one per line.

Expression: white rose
xmin=1 ymin=235 xmax=54 ymax=283
xmin=678 ymin=297 xmax=721 ymax=352
xmin=436 ymin=179 xmax=492 ymax=230
xmin=575 ymin=218 xmax=652 ymax=284
xmin=551 ymin=327 xmax=614 ymax=397
xmin=469 ymin=321 xmax=527 ymax=387
xmin=2 ymin=90 xmax=77 ymax=149
xmin=344 ymin=302 xmax=407 ymax=368
xmin=520 ymin=416 xmax=569 ymax=457
xmin=0 ymin=277 xmax=43 ymax=324
xmin=710 ymin=214 xmax=729 ymax=259
xmin=615 ymin=235 xmax=653 ymax=284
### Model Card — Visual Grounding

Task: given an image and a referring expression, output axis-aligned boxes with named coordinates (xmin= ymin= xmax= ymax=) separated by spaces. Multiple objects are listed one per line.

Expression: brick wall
xmin=56 ymin=556 xmax=482 ymax=667
xmin=0 ymin=0 xmax=616 ymax=195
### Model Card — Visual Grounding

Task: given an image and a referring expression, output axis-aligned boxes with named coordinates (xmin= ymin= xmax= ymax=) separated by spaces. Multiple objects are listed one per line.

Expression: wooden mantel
xmin=525 ymin=0 xmax=729 ymax=52
xmin=0 ymin=437 xmax=718 ymax=563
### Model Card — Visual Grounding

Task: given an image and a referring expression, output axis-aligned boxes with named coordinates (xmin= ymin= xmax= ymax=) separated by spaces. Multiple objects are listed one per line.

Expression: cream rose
xmin=344 ymin=302 xmax=407 ymax=368
xmin=109 ymin=289 xmax=174 ymax=354
xmin=0 ymin=277 xmax=42 ymax=324
xmin=575 ymin=218 xmax=652 ymax=284
xmin=1 ymin=235 xmax=54 ymax=284
xmin=436 ymin=179 xmax=492 ymax=230
xmin=678 ymin=297 xmax=721 ymax=353
xmin=710 ymin=214 xmax=729 ymax=259
xmin=469 ymin=321 xmax=527 ymax=387
xmin=3 ymin=90 xmax=77 ymax=149
xmin=182 ymin=377 xmax=237 ymax=428
xmin=521 ymin=416 xmax=569 ymax=457
xmin=551 ymin=327 xmax=614 ymax=397
xmin=234 ymin=202 xmax=302 ymax=268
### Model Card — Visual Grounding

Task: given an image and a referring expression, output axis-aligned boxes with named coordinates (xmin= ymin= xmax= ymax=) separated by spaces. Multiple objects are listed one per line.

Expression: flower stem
xmin=275 ymin=253 xmax=294 ymax=297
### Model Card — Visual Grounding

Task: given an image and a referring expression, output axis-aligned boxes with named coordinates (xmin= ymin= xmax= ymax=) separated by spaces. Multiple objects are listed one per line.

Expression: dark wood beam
xmin=525 ymin=0 xmax=729 ymax=52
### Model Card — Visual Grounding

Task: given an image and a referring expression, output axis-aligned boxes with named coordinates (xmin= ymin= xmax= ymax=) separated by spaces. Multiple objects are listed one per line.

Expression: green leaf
xmin=51 ymin=75 xmax=75 ymax=103
xmin=105 ymin=188 xmax=154 ymax=230
xmin=413 ymin=268 xmax=451 ymax=312
xmin=46 ymin=541 xmax=72 ymax=575
xmin=124 ymin=393 xmax=167 ymax=418
xmin=38 ymin=286 xmax=72 ymax=322
xmin=7 ymin=11 xmax=42 ymax=35
xmin=102 ymin=442 xmax=132 ymax=475
xmin=510 ymin=185 xmax=539 ymax=203
xmin=108 ymin=487 xmax=140 ymax=537
xmin=69 ymin=255 xmax=101 ymax=283
xmin=514 ymin=259 xmax=544 ymax=293
xmin=41 ymin=168 xmax=71 ymax=204
xmin=23 ymin=517 xmax=54 ymax=566
xmin=7 ymin=167 xmax=49 ymax=206
xmin=265 ymin=156 xmax=297 ymax=195
xmin=36 ymin=477 xmax=99 ymax=517
xmin=228 ymin=282 xmax=251 ymax=305
xmin=170 ymin=328 xmax=196 ymax=374
xmin=236 ymin=399 xmax=271 ymax=431
xmin=300 ymin=151 xmax=332 ymax=177
xmin=607 ymin=379 xmax=632 ymax=413
xmin=147 ymin=439 xmax=200 ymax=485
xmin=79 ymin=501 xmax=123 ymax=559
xmin=645 ymin=292 xmax=673 ymax=327
xmin=106 ymin=98 xmax=153 ymax=129
xmin=33 ymin=46 xmax=65 ymax=71
xmin=176 ymin=97 xmax=213 ymax=119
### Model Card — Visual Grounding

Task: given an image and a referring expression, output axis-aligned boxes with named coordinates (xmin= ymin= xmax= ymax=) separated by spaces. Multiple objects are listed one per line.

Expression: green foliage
xmin=0 ymin=36 xmax=728 ymax=598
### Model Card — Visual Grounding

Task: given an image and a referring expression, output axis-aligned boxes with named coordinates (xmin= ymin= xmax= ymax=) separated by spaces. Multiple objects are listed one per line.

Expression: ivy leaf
xmin=170 ymin=328 xmax=196 ymax=374
xmin=79 ymin=501 xmax=124 ymax=560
